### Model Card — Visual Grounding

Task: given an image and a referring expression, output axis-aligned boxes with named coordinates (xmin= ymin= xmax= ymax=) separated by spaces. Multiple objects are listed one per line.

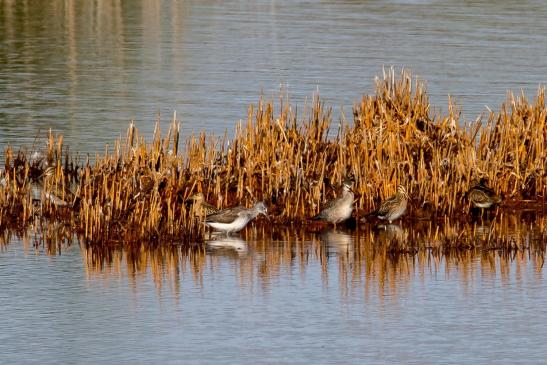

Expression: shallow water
xmin=1 ymin=215 xmax=546 ymax=364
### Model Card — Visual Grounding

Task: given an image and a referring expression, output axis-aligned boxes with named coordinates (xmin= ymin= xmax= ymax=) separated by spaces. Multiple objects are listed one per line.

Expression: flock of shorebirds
xmin=1 ymin=163 xmax=502 ymax=237
xmin=188 ymin=177 xmax=502 ymax=236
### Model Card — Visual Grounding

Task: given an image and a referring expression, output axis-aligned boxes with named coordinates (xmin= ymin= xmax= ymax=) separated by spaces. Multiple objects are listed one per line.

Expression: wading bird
xmin=466 ymin=178 xmax=502 ymax=210
xmin=312 ymin=177 xmax=355 ymax=227
xmin=205 ymin=202 xmax=269 ymax=235
xmin=366 ymin=185 xmax=409 ymax=223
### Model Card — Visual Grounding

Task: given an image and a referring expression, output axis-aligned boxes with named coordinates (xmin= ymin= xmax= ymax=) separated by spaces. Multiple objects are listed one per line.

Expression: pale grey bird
xmin=205 ymin=201 xmax=269 ymax=235
xmin=312 ymin=178 xmax=355 ymax=227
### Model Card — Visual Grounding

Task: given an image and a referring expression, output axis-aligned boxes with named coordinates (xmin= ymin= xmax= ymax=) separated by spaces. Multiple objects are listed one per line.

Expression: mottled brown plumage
xmin=187 ymin=193 xmax=219 ymax=216
xmin=467 ymin=179 xmax=501 ymax=209
xmin=367 ymin=185 xmax=409 ymax=223
xmin=35 ymin=164 xmax=77 ymax=207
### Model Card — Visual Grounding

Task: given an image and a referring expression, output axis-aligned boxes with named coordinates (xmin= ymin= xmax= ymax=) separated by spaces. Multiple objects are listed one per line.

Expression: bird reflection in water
xmin=375 ymin=223 xmax=406 ymax=243
xmin=3 ymin=210 xmax=543 ymax=302
xmin=319 ymin=228 xmax=354 ymax=258
xmin=473 ymin=222 xmax=492 ymax=240
xmin=206 ymin=235 xmax=248 ymax=257
xmin=317 ymin=228 xmax=356 ymax=297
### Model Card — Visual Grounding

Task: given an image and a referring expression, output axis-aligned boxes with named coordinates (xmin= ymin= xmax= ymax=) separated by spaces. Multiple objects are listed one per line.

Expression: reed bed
xmin=0 ymin=69 xmax=545 ymax=247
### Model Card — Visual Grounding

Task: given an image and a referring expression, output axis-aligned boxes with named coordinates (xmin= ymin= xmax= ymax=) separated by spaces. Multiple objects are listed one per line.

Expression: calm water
xmin=1 ymin=216 xmax=547 ymax=364
xmin=1 ymin=218 xmax=547 ymax=364
xmin=1 ymin=1 xmax=547 ymax=155
xmin=2 ymin=1 xmax=547 ymax=363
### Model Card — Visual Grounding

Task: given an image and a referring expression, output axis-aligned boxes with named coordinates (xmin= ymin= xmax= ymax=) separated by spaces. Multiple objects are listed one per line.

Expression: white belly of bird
xmin=335 ymin=204 xmax=353 ymax=223
xmin=474 ymin=201 xmax=493 ymax=208
xmin=207 ymin=215 xmax=251 ymax=233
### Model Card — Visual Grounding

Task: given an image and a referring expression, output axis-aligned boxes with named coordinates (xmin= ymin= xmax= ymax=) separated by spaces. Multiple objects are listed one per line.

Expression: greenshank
xmin=205 ymin=201 xmax=269 ymax=235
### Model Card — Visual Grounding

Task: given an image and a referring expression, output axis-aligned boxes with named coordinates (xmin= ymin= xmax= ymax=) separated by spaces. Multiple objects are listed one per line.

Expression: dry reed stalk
xmin=0 ymin=70 xmax=545 ymax=247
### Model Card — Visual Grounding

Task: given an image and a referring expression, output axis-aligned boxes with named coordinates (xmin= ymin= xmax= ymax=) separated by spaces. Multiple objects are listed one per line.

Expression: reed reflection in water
xmin=68 ymin=212 xmax=546 ymax=300
xmin=1 ymin=212 xmax=546 ymax=363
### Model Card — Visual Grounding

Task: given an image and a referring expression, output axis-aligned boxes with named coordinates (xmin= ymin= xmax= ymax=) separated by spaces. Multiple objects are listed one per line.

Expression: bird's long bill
xmin=262 ymin=213 xmax=271 ymax=222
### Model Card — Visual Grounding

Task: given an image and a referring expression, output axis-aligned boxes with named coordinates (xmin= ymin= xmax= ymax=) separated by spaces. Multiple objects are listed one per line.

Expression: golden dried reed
xmin=0 ymin=69 xmax=545 ymax=247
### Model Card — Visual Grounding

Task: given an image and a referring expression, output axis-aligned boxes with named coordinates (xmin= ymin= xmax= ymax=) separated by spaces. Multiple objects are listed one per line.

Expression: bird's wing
xmin=320 ymin=195 xmax=342 ymax=211
xmin=469 ymin=188 xmax=492 ymax=204
xmin=476 ymin=185 xmax=496 ymax=196
xmin=376 ymin=195 xmax=398 ymax=216
xmin=206 ymin=206 xmax=245 ymax=223
xmin=202 ymin=201 xmax=219 ymax=216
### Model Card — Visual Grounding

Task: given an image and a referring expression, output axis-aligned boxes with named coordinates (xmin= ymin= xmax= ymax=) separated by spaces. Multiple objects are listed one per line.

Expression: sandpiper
xmin=466 ymin=178 xmax=502 ymax=209
xmin=34 ymin=165 xmax=77 ymax=207
xmin=0 ymin=169 xmax=6 ymax=188
xmin=312 ymin=178 xmax=355 ymax=227
xmin=205 ymin=201 xmax=269 ymax=235
xmin=366 ymin=185 xmax=409 ymax=223
xmin=187 ymin=192 xmax=219 ymax=216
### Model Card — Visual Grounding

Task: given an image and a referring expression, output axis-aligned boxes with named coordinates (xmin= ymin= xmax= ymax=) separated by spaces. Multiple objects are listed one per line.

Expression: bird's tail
xmin=365 ymin=210 xmax=379 ymax=218
xmin=311 ymin=213 xmax=324 ymax=221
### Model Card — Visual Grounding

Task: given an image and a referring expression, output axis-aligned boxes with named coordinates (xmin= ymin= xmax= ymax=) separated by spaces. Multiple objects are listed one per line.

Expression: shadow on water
xmin=2 ymin=211 xmax=545 ymax=300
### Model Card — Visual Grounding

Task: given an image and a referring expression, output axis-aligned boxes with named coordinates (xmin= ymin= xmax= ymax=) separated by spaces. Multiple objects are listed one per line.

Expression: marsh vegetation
xmin=0 ymin=70 xmax=545 ymax=249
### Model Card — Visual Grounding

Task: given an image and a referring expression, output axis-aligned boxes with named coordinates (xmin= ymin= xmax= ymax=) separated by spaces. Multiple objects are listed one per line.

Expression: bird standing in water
xmin=312 ymin=178 xmax=355 ymax=227
xmin=205 ymin=202 xmax=269 ymax=235
xmin=366 ymin=185 xmax=410 ymax=223
xmin=466 ymin=178 xmax=502 ymax=210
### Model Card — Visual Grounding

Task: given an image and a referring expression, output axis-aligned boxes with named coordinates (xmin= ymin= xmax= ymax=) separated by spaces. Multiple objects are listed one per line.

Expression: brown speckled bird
xmin=187 ymin=192 xmax=219 ymax=216
xmin=366 ymin=185 xmax=410 ymax=223
xmin=466 ymin=178 xmax=502 ymax=209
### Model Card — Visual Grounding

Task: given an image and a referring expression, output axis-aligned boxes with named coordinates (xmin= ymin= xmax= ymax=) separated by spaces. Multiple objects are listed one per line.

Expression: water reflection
xmin=7 ymin=213 xmax=521 ymax=299
xmin=2 ymin=212 xmax=545 ymax=300
xmin=2 ymin=0 xmax=547 ymax=159
xmin=1 ymin=213 xmax=546 ymax=363
xmin=320 ymin=228 xmax=354 ymax=257
xmin=81 ymin=242 xmax=205 ymax=298
xmin=206 ymin=235 xmax=248 ymax=257
xmin=374 ymin=223 xmax=406 ymax=242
